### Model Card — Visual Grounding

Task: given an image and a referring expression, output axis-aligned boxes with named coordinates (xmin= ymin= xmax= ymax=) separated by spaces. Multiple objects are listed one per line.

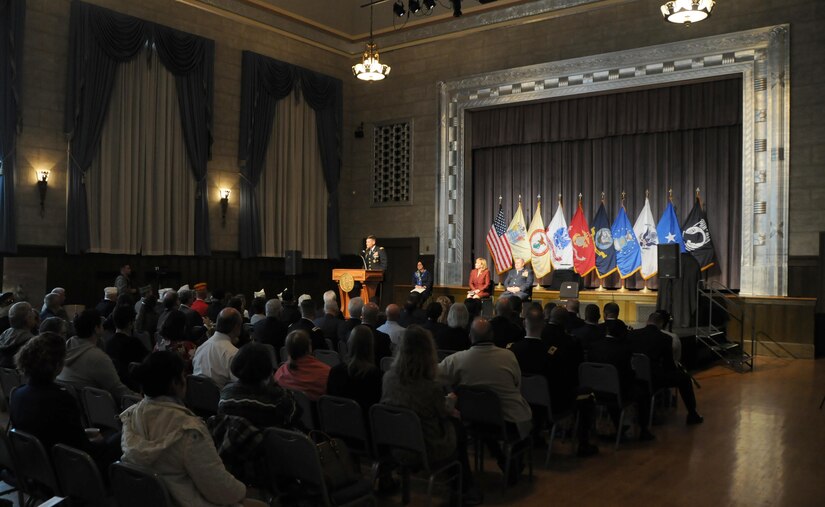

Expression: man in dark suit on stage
xmin=502 ymin=258 xmax=534 ymax=301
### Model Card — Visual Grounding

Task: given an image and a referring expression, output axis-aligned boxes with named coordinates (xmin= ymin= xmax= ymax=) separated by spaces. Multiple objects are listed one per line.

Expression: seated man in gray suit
xmin=501 ymin=258 xmax=534 ymax=301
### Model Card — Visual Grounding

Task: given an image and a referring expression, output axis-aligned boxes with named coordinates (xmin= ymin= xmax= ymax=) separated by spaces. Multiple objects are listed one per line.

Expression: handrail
xmin=698 ymin=280 xmax=745 ymax=322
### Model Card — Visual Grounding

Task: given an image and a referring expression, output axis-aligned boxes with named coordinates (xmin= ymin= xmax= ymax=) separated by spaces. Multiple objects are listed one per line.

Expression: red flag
xmin=569 ymin=202 xmax=595 ymax=276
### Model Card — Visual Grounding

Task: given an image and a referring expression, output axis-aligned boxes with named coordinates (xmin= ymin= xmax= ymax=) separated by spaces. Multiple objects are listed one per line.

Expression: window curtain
xmin=63 ymin=0 xmax=213 ymax=255
xmin=86 ymin=52 xmax=195 ymax=255
xmin=470 ymin=77 xmax=742 ymax=289
xmin=258 ymin=91 xmax=327 ymax=257
xmin=0 ymin=0 xmax=25 ymax=254
xmin=238 ymin=51 xmax=342 ymax=259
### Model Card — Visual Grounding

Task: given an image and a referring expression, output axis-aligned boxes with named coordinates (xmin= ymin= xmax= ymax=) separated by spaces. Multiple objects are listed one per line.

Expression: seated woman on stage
xmin=411 ymin=261 xmax=433 ymax=302
xmin=466 ymin=258 xmax=491 ymax=299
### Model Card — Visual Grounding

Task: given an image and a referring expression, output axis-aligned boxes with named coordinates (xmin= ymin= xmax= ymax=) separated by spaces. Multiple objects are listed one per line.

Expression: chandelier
xmin=353 ymin=4 xmax=391 ymax=81
xmin=661 ymin=0 xmax=715 ymax=26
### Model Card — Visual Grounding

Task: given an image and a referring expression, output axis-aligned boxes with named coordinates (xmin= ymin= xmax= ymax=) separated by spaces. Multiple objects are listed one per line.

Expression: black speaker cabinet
xmin=657 ymin=243 xmax=681 ymax=279
xmin=285 ymin=250 xmax=302 ymax=276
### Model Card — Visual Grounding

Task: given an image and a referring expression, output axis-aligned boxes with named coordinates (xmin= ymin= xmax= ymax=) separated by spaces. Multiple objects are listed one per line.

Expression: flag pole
xmin=534 ymin=194 xmax=543 ymax=290
xmin=617 ymin=191 xmax=628 ymax=292
xmin=595 ymin=192 xmax=607 ymax=292
xmin=495 ymin=195 xmax=505 ymax=290
xmin=641 ymin=189 xmax=651 ymax=293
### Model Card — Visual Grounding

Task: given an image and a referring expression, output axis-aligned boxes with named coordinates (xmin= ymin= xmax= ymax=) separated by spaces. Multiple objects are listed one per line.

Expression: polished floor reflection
xmin=378 ymin=357 xmax=825 ymax=507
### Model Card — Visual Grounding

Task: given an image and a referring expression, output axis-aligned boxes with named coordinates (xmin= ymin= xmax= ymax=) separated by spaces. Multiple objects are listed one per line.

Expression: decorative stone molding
xmin=437 ymin=25 xmax=790 ymax=296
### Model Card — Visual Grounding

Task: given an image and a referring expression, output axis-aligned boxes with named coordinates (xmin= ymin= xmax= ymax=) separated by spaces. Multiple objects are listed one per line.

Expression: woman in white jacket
xmin=120 ymin=351 xmax=247 ymax=507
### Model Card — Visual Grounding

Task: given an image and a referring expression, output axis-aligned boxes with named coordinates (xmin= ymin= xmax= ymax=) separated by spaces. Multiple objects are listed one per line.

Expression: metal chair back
xmin=52 ymin=444 xmax=108 ymax=507
xmin=184 ymin=374 xmax=221 ymax=418
xmin=81 ymin=386 xmax=120 ymax=431
xmin=110 ymin=461 xmax=173 ymax=507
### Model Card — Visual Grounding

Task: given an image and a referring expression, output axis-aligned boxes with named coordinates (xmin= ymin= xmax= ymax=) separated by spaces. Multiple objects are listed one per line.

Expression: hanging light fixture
xmin=661 ymin=0 xmax=715 ymax=26
xmin=352 ymin=3 xmax=391 ymax=81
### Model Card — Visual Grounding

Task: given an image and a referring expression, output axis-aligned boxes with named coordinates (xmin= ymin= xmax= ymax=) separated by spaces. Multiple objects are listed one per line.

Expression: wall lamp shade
xmin=220 ymin=188 xmax=230 ymax=226
xmin=36 ymin=170 xmax=49 ymax=218
xmin=661 ymin=0 xmax=715 ymax=26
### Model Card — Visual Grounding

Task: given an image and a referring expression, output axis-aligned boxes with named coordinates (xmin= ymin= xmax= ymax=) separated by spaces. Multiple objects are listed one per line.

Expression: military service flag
xmin=591 ymin=202 xmax=617 ymax=278
xmin=506 ymin=201 xmax=531 ymax=264
xmin=611 ymin=203 xmax=642 ymax=279
xmin=547 ymin=201 xmax=574 ymax=271
xmin=569 ymin=201 xmax=595 ymax=276
xmin=633 ymin=197 xmax=659 ymax=280
xmin=682 ymin=196 xmax=716 ymax=271
xmin=528 ymin=200 xmax=552 ymax=278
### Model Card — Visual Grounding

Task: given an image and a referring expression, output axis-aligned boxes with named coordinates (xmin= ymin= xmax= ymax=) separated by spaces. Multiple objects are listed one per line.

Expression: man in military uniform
xmin=502 ymin=257 xmax=534 ymax=301
xmin=363 ymin=235 xmax=387 ymax=271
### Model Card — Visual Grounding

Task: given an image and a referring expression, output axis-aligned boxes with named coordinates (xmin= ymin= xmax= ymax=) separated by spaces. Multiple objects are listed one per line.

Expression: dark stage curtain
xmin=0 ymin=0 xmax=25 ymax=253
xmin=471 ymin=77 xmax=742 ymax=289
xmin=64 ymin=0 xmax=214 ymax=255
xmin=238 ymin=51 xmax=342 ymax=259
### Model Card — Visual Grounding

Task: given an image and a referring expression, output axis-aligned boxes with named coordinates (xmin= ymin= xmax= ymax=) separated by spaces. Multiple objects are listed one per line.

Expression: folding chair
xmin=370 ymin=404 xmax=462 ymax=506
xmin=314 ymin=349 xmax=342 ymax=368
xmin=318 ymin=395 xmax=371 ymax=459
xmin=631 ymin=353 xmax=671 ymax=427
xmin=454 ymin=385 xmax=533 ymax=489
xmin=81 ymin=386 xmax=120 ymax=431
xmin=325 ymin=338 xmax=335 ymax=351
xmin=52 ymin=444 xmax=108 ymax=507
xmin=110 ymin=461 xmax=172 ymax=507
xmin=120 ymin=394 xmax=143 ymax=411
xmin=579 ymin=362 xmax=632 ymax=450
xmin=55 ymin=380 xmax=87 ymax=427
xmin=263 ymin=427 xmax=374 ymax=507
xmin=289 ymin=388 xmax=317 ymax=431
xmin=380 ymin=356 xmax=393 ymax=373
xmin=520 ymin=374 xmax=576 ymax=466
xmin=0 ymin=367 xmax=22 ymax=402
xmin=0 ymin=430 xmax=25 ymax=507
xmin=8 ymin=429 xmax=61 ymax=503
xmin=185 ymin=374 xmax=221 ymax=418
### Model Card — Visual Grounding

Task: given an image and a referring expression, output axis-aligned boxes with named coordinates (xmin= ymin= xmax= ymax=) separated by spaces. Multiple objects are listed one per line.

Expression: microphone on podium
xmin=359 ymin=250 xmax=368 ymax=270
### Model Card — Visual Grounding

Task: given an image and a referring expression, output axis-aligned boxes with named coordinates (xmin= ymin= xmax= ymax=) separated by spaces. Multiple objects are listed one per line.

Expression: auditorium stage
xmin=393 ymin=285 xmax=816 ymax=359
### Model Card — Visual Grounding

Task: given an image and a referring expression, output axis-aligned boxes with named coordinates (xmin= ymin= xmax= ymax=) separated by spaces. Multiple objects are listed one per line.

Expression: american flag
xmin=486 ymin=204 xmax=513 ymax=274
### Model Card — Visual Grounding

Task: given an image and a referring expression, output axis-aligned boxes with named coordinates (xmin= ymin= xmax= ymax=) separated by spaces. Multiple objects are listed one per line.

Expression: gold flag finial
xmin=645 ymin=189 xmax=649 ymax=198
xmin=668 ymin=188 xmax=673 ymax=202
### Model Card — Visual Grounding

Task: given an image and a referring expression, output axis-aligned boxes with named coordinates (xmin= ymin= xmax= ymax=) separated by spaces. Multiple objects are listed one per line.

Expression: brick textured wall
xmin=14 ymin=0 xmax=825 ymax=263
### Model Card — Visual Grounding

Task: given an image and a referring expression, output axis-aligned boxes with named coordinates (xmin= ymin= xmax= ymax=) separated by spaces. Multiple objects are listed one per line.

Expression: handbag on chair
xmin=309 ymin=431 xmax=360 ymax=490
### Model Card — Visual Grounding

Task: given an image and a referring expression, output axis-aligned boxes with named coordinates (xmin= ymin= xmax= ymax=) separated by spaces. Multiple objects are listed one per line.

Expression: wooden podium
xmin=332 ymin=269 xmax=384 ymax=318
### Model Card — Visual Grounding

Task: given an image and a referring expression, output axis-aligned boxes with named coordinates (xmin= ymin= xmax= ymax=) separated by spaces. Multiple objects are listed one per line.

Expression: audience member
xmin=156 ymin=290 xmax=180 ymax=334
xmin=178 ymin=288 xmax=206 ymax=342
xmin=339 ymin=297 xmax=364 ymax=345
xmin=155 ymin=309 xmax=197 ymax=373
xmin=191 ymin=282 xmax=210 ymax=317
xmin=57 ymin=309 xmax=137 ymax=402
xmin=39 ymin=292 xmax=62 ymax=321
xmin=134 ymin=286 xmax=159 ymax=337
xmin=572 ymin=304 xmax=606 ymax=355
xmin=0 ymin=291 xmax=14 ymax=334
xmin=277 ymin=289 xmax=301 ymax=326
xmin=207 ymin=289 xmax=228 ymax=323
xmin=114 ymin=263 xmax=137 ymax=300
xmin=421 ymin=302 xmax=449 ymax=339
xmin=39 ymin=316 xmax=69 ymax=339
xmin=543 ymin=302 xmax=556 ymax=323
xmin=253 ymin=299 xmax=289 ymax=350
xmin=437 ymin=303 xmax=471 ymax=352
xmin=564 ymin=299 xmax=585 ymax=332
xmin=600 ymin=302 xmax=630 ymax=340
xmin=398 ymin=293 xmax=426 ymax=327
xmin=288 ymin=299 xmax=327 ymax=350
xmin=435 ymin=296 xmax=452 ymax=325
xmin=0 ymin=301 xmax=36 ymax=368
xmin=11 ymin=332 xmax=121 ymax=474
xmin=193 ymin=308 xmax=242 ymax=388
xmin=377 ymin=304 xmax=406 ymax=347
xmin=656 ymin=310 xmax=682 ymax=364
xmin=218 ymin=342 xmax=302 ymax=430
xmin=95 ymin=287 xmax=118 ymax=318
xmin=274 ymin=330 xmax=331 ymax=401
xmin=327 ymin=325 xmax=383 ymax=417
xmin=361 ymin=303 xmax=393 ymax=364
xmin=628 ymin=312 xmax=703 ymax=425
xmin=121 ymin=351 xmax=248 ymax=506
xmin=314 ymin=299 xmax=343 ymax=348
xmin=104 ymin=305 xmax=149 ymax=392
xmin=249 ymin=297 xmax=267 ymax=325
xmin=381 ymin=325 xmax=480 ymax=503
xmin=463 ymin=298 xmax=483 ymax=323
xmin=490 ymin=298 xmax=525 ymax=348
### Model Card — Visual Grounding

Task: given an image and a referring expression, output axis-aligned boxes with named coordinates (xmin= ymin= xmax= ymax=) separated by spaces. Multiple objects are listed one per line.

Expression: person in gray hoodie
xmin=121 ymin=351 xmax=248 ymax=507
xmin=57 ymin=308 xmax=137 ymax=402
xmin=0 ymin=301 xmax=36 ymax=368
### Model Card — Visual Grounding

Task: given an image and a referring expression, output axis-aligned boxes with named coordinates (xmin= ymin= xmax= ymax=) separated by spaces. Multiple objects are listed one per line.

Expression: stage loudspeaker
xmin=657 ymin=244 xmax=681 ymax=279
xmin=559 ymin=282 xmax=580 ymax=300
xmin=285 ymin=250 xmax=302 ymax=276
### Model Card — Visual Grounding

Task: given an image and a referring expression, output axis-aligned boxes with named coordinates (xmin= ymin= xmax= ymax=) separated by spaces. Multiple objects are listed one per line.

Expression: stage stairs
xmin=695 ymin=280 xmax=754 ymax=373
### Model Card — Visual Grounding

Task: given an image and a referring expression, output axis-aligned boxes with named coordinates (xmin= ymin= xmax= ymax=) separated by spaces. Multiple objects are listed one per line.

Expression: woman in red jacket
xmin=467 ymin=258 xmax=491 ymax=299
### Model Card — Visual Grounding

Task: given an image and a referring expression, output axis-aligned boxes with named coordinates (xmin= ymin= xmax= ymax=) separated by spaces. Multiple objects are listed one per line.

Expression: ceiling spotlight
xmin=409 ymin=0 xmax=421 ymax=14
xmin=393 ymin=0 xmax=406 ymax=17
xmin=452 ymin=0 xmax=462 ymax=17
xmin=423 ymin=0 xmax=436 ymax=10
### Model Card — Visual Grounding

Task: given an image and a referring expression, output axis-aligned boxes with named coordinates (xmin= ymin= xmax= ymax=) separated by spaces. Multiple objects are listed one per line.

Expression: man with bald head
xmin=193 ymin=307 xmax=242 ymax=387
xmin=377 ymin=303 xmax=405 ymax=347
xmin=439 ymin=318 xmax=532 ymax=438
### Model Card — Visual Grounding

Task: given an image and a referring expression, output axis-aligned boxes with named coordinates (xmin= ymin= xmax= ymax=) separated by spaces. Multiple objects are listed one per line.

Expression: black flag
xmin=681 ymin=197 xmax=716 ymax=271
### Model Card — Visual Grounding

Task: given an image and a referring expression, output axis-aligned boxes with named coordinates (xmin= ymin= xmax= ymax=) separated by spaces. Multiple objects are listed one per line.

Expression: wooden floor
xmin=380 ymin=356 xmax=825 ymax=507
xmin=2 ymin=357 xmax=822 ymax=506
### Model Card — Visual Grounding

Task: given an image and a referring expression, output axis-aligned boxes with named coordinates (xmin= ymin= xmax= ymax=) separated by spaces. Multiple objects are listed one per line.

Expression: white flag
xmin=546 ymin=202 xmax=574 ymax=270
xmin=633 ymin=197 xmax=659 ymax=279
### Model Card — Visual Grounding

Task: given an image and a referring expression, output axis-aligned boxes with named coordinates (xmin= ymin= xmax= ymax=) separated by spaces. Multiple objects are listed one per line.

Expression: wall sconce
xmin=220 ymin=188 xmax=231 ymax=226
xmin=36 ymin=169 xmax=49 ymax=218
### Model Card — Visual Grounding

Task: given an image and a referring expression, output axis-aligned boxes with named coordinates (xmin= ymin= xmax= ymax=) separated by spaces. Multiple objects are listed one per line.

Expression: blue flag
xmin=656 ymin=201 xmax=686 ymax=253
xmin=611 ymin=205 xmax=641 ymax=279
xmin=590 ymin=203 xmax=617 ymax=278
